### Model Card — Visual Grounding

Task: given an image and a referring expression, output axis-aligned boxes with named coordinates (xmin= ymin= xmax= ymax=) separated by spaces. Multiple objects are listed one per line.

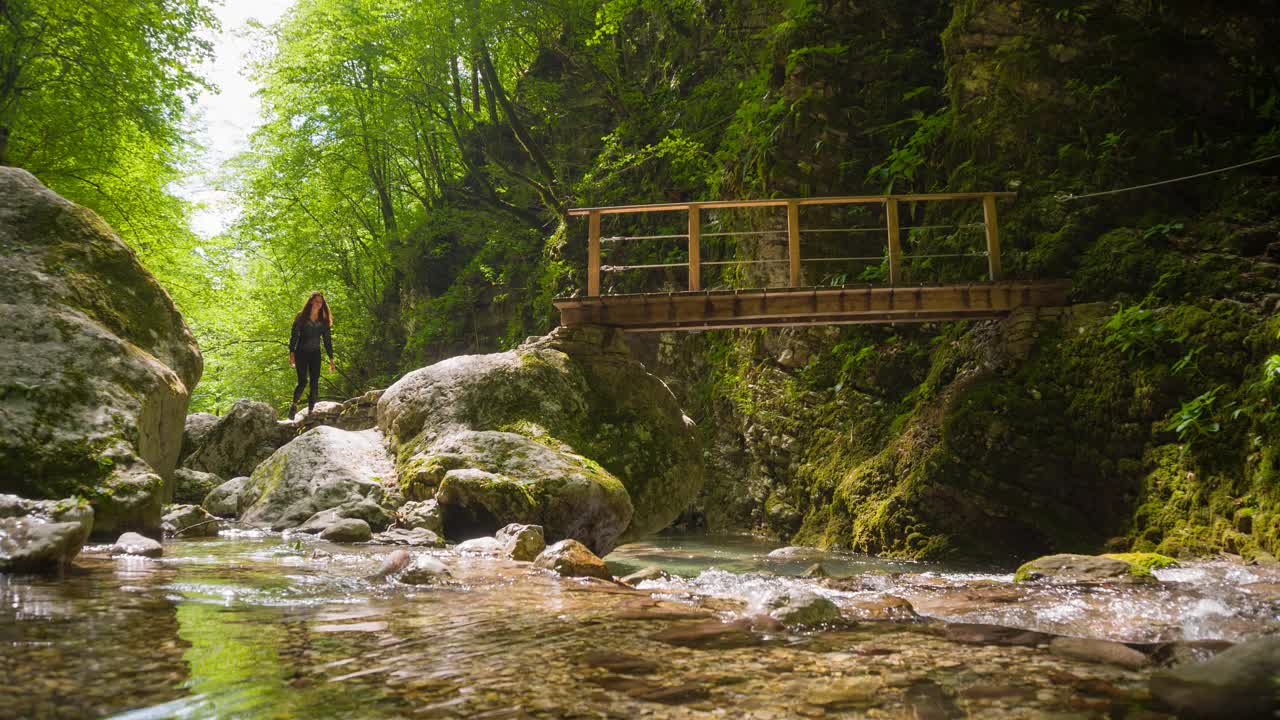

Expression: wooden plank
xmin=688 ymin=205 xmax=701 ymax=291
xmin=566 ymin=192 xmax=1019 ymax=216
xmin=787 ymin=201 xmax=801 ymax=287
xmin=983 ymin=194 xmax=1002 ymax=281
xmin=554 ymin=281 xmax=1071 ymax=328
xmin=587 ymin=210 xmax=601 ymax=296
xmin=885 ymin=198 xmax=902 ymax=285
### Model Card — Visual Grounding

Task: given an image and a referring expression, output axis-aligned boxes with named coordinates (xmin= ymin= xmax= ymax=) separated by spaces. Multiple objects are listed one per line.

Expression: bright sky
xmin=183 ymin=0 xmax=296 ymax=238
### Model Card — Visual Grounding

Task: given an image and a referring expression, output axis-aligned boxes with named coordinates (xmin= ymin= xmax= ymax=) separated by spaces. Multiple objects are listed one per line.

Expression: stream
xmin=2 ymin=533 xmax=1277 ymax=719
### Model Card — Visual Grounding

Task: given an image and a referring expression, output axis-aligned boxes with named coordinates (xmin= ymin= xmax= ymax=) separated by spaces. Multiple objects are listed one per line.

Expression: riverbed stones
xmin=160 ymin=504 xmax=221 ymax=537
xmin=183 ymin=400 xmax=293 ymax=480
xmin=172 ymin=468 xmax=223 ymax=506
xmin=766 ymin=589 xmax=843 ymax=627
xmin=319 ymin=518 xmax=372 ymax=543
xmin=371 ymin=527 xmax=444 ymax=547
xmin=377 ymin=324 xmax=702 ymax=554
xmin=535 ymin=539 xmax=611 ymax=579
xmin=1149 ymin=636 xmax=1280 ymax=718
xmin=111 ymin=532 xmax=162 ymax=557
xmin=238 ymin=426 xmax=396 ymax=531
xmin=0 ymin=495 xmax=94 ymax=572
xmin=202 ymin=476 xmax=248 ymax=517
xmin=943 ymin=623 xmax=1052 ymax=646
xmin=496 ymin=523 xmax=545 ymax=561
xmin=455 ymin=536 xmax=505 ymax=555
xmin=1049 ymin=637 xmax=1150 ymax=669
xmin=650 ymin=619 xmax=763 ymax=650
xmin=1013 ymin=554 xmax=1149 ymax=584
xmin=0 ymin=168 xmax=202 ymax=535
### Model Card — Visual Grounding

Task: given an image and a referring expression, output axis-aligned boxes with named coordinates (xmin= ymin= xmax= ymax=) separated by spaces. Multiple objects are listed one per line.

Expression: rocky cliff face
xmin=0 ymin=168 xmax=202 ymax=534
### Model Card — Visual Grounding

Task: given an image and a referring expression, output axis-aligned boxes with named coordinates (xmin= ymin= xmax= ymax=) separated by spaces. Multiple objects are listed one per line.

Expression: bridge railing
xmin=566 ymin=192 xmax=1017 ymax=296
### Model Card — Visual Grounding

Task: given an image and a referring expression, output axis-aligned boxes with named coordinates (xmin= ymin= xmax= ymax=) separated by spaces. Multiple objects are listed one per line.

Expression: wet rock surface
xmin=202 ymin=476 xmax=249 ymax=517
xmin=1149 ymin=636 xmax=1280 ymax=719
xmin=535 ymin=539 xmax=611 ymax=579
xmin=109 ymin=532 xmax=162 ymax=557
xmin=371 ymin=527 xmax=444 ymax=547
xmin=0 ymin=495 xmax=94 ymax=572
xmin=1014 ymin=553 xmax=1148 ymax=584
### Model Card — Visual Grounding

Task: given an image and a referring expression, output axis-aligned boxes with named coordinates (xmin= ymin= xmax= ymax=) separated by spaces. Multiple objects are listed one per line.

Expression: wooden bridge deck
xmin=556 ymin=192 xmax=1070 ymax=332
xmin=555 ymin=281 xmax=1071 ymax=332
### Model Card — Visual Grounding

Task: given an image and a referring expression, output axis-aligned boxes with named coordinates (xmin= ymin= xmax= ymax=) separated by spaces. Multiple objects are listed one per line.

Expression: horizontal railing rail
xmin=568 ymin=192 xmax=1016 ymax=296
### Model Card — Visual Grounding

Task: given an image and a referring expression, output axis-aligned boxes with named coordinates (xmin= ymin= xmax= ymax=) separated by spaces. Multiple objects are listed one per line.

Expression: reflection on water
xmin=0 ymin=533 xmax=1275 ymax=719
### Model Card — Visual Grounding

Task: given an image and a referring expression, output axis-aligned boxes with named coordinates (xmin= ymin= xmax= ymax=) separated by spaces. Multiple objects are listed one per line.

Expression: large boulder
xmin=0 ymin=495 xmax=94 ymax=572
xmin=238 ymin=426 xmax=397 ymax=530
xmin=202 ymin=476 xmax=248 ymax=517
xmin=1013 ymin=553 xmax=1152 ymax=584
xmin=0 ymin=168 xmax=201 ymax=534
xmin=377 ymin=325 xmax=702 ymax=554
xmin=179 ymin=412 xmax=219 ymax=465
xmin=183 ymin=399 xmax=292 ymax=479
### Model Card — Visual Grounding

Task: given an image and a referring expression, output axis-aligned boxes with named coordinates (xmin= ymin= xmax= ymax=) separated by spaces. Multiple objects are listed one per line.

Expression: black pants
xmin=293 ymin=350 xmax=322 ymax=409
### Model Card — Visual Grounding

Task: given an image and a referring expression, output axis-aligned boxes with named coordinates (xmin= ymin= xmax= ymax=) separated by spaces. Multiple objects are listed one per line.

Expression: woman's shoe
xmin=288 ymin=403 xmax=297 ymax=420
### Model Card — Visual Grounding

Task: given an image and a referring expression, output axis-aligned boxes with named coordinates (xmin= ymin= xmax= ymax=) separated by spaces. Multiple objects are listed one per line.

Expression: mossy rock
xmin=1100 ymin=552 xmax=1178 ymax=578
xmin=378 ymin=325 xmax=700 ymax=552
xmin=0 ymin=168 xmax=201 ymax=535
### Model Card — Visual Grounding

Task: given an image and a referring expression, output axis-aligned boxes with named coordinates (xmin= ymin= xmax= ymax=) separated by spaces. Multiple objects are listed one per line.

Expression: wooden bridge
xmin=554 ymin=193 xmax=1070 ymax=332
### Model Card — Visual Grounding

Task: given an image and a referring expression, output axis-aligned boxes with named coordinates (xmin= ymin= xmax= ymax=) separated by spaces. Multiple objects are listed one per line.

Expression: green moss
xmin=1101 ymin=552 xmax=1178 ymax=577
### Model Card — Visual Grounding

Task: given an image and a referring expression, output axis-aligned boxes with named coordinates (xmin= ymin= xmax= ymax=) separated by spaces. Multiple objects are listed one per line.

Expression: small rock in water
xmin=372 ymin=527 xmax=444 ymax=547
xmin=579 ymin=650 xmax=659 ymax=675
xmin=943 ymin=623 xmax=1051 ymax=646
xmin=1049 ymin=637 xmax=1150 ymax=669
xmin=161 ymin=504 xmax=221 ymax=537
xmin=0 ymin=495 xmax=94 ymax=572
xmin=800 ymin=562 xmax=829 ymax=578
xmin=496 ymin=523 xmax=545 ymax=561
xmin=318 ymin=518 xmax=371 ymax=543
xmin=1013 ymin=553 xmax=1150 ymax=584
xmin=534 ymin=539 xmax=611 ymax=579
xmin=766 ymin=589 xmax=843 ymax=627
xmin=767 ymin=545 xmax=820 ymax=558
xmin=847 ymin=594 xmax=920 ymax=622
xmin=454 ymin=536 xmax=505 ymax=555
xmin=397 ymin=555 xmax=452 ymax=585
xmin=372 ymin=549 xmax=412 ymax=578
xmin=1149 ymin=636 xmax=1280 ymax=719
xmin=111 ymin=532 xmax=162 ymax=558
xmin=618 ymin=566 xmax=671 ymax=586
xmin=650 ymin=619 xmax=763 ymax=650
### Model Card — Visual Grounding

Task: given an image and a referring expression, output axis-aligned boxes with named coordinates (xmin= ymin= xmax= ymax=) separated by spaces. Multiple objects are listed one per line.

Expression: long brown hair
xmin=294 ymin=292 xmax=333 ymax=327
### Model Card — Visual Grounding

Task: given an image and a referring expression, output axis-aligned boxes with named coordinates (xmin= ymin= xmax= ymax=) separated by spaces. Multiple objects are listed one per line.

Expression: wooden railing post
xmin=587 ymin=210 xmax=601 ymax=296
xmin=885 ymin=197 xmax=902 ymax=285
xmin=687 ymin=204 xmax=701 ymax=291
xmin=787 ymin=201 xmax=801 ymax=287
xmin=982 ymin=194 xmax=1002 ymax=281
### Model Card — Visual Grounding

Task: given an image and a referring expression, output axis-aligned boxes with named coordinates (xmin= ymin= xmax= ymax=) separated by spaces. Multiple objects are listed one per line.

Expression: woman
xmin=288 ymin=292 xmax=336 ymax=419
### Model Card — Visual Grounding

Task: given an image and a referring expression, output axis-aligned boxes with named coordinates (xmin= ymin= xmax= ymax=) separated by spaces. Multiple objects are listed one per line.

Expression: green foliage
xmin=1101 ymin=303 xmax=1165 ymax=359
xmin=1164 ymin=385 xmax=1226 ymax=445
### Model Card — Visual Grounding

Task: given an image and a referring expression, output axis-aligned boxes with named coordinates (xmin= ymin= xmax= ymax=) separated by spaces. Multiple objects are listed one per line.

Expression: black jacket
xmin=290 ymin=319 xmax=333 ymax=358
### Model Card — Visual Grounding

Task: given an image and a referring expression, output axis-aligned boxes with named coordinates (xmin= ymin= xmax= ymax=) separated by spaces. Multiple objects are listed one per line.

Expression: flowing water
xmin=2 ymin=532 xmax=1277 ymax=719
